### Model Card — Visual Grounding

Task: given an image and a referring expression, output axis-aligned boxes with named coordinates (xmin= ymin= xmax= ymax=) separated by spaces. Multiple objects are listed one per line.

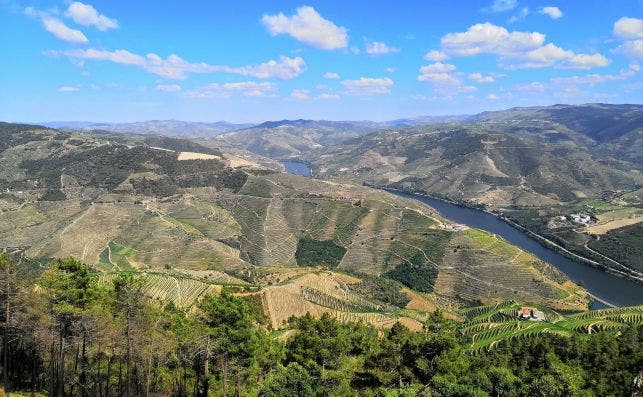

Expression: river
xmin=282 ymin=161 xmax=643 ymax=309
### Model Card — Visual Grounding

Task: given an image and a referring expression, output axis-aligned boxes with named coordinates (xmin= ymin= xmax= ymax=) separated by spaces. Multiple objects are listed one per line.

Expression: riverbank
xmin=378 ymin=185 xmax=643 ymax=284
xmin=380 ymin=187 xmax=643 ymax=308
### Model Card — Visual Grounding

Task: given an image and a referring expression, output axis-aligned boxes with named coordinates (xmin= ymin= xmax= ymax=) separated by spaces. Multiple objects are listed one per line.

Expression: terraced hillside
xmin=459 ymin=300 xmax=643 ymax=351
xmin=0 ymin=123 xmax=590 ymax=327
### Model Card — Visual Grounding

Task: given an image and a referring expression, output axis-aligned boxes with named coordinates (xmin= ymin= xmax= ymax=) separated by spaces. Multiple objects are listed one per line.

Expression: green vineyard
xmin=459 ymin=301 xmax=643 ymax=351
xmin=99 ymin=271 xmax=220 ymax=309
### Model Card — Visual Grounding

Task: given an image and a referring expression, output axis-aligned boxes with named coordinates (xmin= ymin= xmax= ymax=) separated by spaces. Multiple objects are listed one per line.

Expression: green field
xmin=459 ymin=301 xmax=643 ymax=351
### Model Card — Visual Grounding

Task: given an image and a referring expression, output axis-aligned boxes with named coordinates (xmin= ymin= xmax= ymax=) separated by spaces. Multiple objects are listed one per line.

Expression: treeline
xmin=0 ymin=253 xmax=641 ymax=396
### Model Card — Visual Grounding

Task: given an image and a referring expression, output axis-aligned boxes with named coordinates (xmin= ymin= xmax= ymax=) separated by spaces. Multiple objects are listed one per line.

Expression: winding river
xmin=282 ymin=161 xmax=643 ymax=309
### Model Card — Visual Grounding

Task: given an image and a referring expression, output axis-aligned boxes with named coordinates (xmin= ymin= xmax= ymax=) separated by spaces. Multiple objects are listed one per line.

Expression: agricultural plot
xmin=261 ymin=271 xmax=417 ymax=330
xmin=99 ymin=271 xmax=221 ymax=309
xmin=433 ymin=229 xmax=587 ymax=311
xmin=458 ymin=301 xmax=643 ymax=351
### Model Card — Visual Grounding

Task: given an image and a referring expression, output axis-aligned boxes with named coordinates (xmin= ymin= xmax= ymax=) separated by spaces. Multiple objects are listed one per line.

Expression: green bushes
xmin=295 ymin=238 xmax=346 ymax=268
xmin=384 ymin=262 xmax=438 ymax=292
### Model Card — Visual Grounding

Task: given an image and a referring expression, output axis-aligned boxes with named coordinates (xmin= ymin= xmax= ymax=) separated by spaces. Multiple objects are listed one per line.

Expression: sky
xmin=1 ymin=0 xmax=642 ymax=123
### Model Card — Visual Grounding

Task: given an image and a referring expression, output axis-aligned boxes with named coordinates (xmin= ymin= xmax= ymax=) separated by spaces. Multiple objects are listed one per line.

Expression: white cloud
xmin=323 ymin=72 xmax=340 ymax=79
xmin=514 ymin=81 xmax=545 ymax=92
xmin=468 ymin=72 xmax=494 ymax=83
xmin=318 ymin=93 xmax=340 ymax=100
xmin=441 ymin=23 xmax=544 ymax=57
xmin=508 ymin=7 xmax=529 ymax=23
xmin=615 ymin=40 xmax=643 ymax=59
xmin=418 ymin=62 xmax=459 ymax=85
xmin=411 ymin=94 xmax=428 ymax=100
xmin=290 ymin=89 xmax=310 ymax=100
xmin=613 ymin=17 xmax=643 ymax=39
xmin=26 ymin=7 xmax=89 ymax=43
xmin=486 ymin=93 xmax=499 ymax=100
xmin=540 ymin=6 xmax=563 ymax=19
xmin=385 ymin=67 xmax=396 ymax=73
xmin=341 ymin=77 xmax=393 ymax=96
xmin=42 ymin=17 xmax=89 ymax=43
xmin=365 ymin=41 xmax=399 ymax=55
xmin=419 ymin=62 xmax=456 ymax=73
xmin=262 ymin=6 xmax=348 ymax=50
xmin=513 ymin=63 xmax=639 ymax=94
xmin=183 ymin=81 xmax=277 ymax=99
xmin=156 ymin=84 xmax=181 ymax=92
xmin=223 ymin=81 xmax=277 ymax=97
xmin=58 ymin=86 xmax=80 ymax=92
xmin=65 ymin=2 xmax=118 ymax=31
xmin=439 ymin=22 xmax=608 ymax=69
xmin=486 ymin=0 xmax=517 ymax=12
xmin=612 ymin=17 xmax=643 ymax=59
xmin=49 ymin=48 xmax=306 ymax=80
xmin=424 ymin=50 xmax=449 ymax=62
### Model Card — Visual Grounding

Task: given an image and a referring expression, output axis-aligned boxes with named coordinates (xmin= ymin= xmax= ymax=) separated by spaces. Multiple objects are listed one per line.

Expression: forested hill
xmin=0 ymin=254 xmax=641 ymax=397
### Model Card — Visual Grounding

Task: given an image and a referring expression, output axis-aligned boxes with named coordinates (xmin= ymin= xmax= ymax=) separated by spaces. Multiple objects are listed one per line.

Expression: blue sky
xmin=1 ymin=0 xmax=642 ymax=122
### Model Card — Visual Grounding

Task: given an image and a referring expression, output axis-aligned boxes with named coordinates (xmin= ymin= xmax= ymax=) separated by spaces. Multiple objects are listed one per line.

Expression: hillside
xmin=306 ymin=104 xmax=643 ymax=279
xmin=213 ymin=119 xmax=379 ymax=158
xmin=469 ymin=103 xmax=643 ymax=163
xmin=310 ymin=122 xmax=641 ymax=207
xmin=0 ymin=122 xmax=589 ymax=328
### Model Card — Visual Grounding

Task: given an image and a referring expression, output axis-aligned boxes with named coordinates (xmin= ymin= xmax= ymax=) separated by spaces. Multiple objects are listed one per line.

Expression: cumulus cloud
xmin=341 ymin=77 xmax=393 ymax=96
xmin=615 ymin=40 xmax=643 ymax=59
xmin=184 ymin=81 xmax=277 ymax=99
xmin=65 ymin=2 xmax=118 ymax=31
xmin=424 ymin=50 xmax=449 ymax=61
xmin=323 ymin=72 xmax=340 ymax=79
xmin=318 ymin=93 xmax=340 ymax=100
xmin=514 ymin=63 xmax=639 ymax=94
xmin=508 ymin=7 xmax=529 ymax=23
xmin=613 ymin=17 xmax=643 ymax=39
xmin=365 ymin=41 xmax=399 ymax=55
xmin=417 ymin=62 xmax=476 ymax=97
xmin=58 ymin=86 xmax=80 ymax=92
xmin=156 ymin=84 xmax=182 ymax=92
xmin=486 ymin=93 xmax=499 ymax=100
xmin=48 ymin=48 xmax=306 ymax=80
xmin=25 ymin=7 xmax=89 ymax=43
xmin=289 ymin=89 xmax=310 ymax=100
xmin=613 ymin=17 xmax=643 ymax=59
xmin=262 ymin=6 xmax=348 ymax=50
xmin=418 ymin=62 xmax=459 ymax=84
xmin=485 ymin=0 xmax=517 ymax=12
xmin=468 ymin=72 xmax=494 ymax=83
xmin=42 ymin=17 xmax=89 ymax=43
xmin=438 ymin=22 xmax=608 ymax=69
xmin=540 ymin=6 xmax=562 ymax=19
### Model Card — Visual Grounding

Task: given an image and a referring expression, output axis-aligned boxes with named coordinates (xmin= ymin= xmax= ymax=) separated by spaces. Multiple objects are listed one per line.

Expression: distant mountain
xmin=215 ymin=119 xmax=380 ymax=158
xmin=468 ymin=104 xmax=643 ymax=162
xmin=309 ymin=104 xmax=643 ymax=207
xmin=42 ymin=120 xmax=255 ymax=138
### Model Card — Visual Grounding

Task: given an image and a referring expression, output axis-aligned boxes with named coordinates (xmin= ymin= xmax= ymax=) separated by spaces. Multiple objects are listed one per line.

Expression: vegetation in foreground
xmin=0 ymin=253 xmax=641 ymax=397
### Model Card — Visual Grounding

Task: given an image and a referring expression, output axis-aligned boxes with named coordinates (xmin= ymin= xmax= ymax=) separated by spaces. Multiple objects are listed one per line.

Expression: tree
xmin=0 ymin=252 xmax=21 ymax=394
xmin=197 ymin=291 xmax=259 ymax=397
xmin=112 ymin=271 xmax=146 ymax=397
xmin=37 ymin=257 xmax=99 ymax=397
xmin=258 ymin=362 xmax=315 ymax=397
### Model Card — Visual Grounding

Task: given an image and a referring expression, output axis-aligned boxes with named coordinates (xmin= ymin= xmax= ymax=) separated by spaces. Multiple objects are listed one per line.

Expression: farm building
xmin=517 ymin=307 xmax=545 ymax=321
